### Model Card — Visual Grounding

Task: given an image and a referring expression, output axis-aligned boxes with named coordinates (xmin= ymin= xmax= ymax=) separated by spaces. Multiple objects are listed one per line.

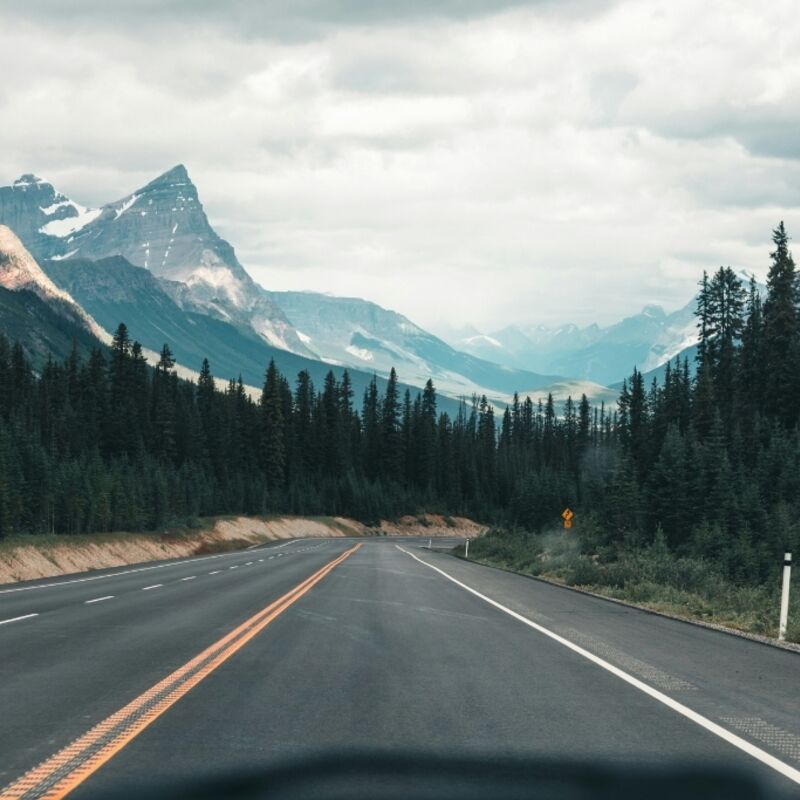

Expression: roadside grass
xmin=464 ymin=527 xmax=800 ymax=644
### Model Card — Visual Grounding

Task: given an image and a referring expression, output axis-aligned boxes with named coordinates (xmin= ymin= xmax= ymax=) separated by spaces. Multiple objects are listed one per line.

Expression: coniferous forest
xmin=0 ymin=224 xmax=798 ymax=586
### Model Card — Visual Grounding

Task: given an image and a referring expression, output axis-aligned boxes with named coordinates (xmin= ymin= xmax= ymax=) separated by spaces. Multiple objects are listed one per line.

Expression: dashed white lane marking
xmin=0 ymin=550 xmax=260 ymax=595
xmin=141 ymin=584 xmax=162 ymax=591
xmin=229 ymin=566 xmax=238 ymax=570
xmin=180 ymin=576 xmax=196 ymax=582
xmin=0 ymin=613 xmax=39 ymax=626
xmin=0 ymin=537 xmax=315 ymax=596
xmin=396 ymin=545 xmax=800 ymax=787
xmin=245 ymin=562 xmax=253 ymax=566
xmin=258 ymin=559 xmax=264 ymax=562
xmin=84 ymin=596 xmax=114 ymax=604
xmin=268 ymin=556 xmax=274 ymax=560
xmin=209 ymin=571 xmax=221 ymax=575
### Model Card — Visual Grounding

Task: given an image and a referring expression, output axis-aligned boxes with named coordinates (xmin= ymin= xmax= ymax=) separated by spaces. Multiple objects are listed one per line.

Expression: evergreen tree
xmin=260 ymin=360 xmax=286 ymax=490
xmin=762 ymin=222 xmax=799 ymax=427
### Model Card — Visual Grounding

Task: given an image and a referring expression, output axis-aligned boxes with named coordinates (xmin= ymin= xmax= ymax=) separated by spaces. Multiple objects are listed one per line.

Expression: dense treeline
xmin=0 ymin=224 xmax=798 ymax=584
xmin=580 ymin=222 xmax=800 ymax=582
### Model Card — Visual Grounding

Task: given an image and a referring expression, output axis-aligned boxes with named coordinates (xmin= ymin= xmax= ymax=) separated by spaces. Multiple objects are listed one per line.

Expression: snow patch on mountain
xmin=345 ymin=344 xmax=374 ymax=362
xmin=40 ymin=204 xmax=102 ymax=237
xmin=40 ymin=199 xmax=73 ymax=216
xmin=464 ymin=333 xmax=502 ymax=348
xmin=51 ymin=249 xmax=78 ymax=261
xmin=113 ymin=193 xmax=140 ymax=219
xmin=12 ymin=175 xmax=47 ymax=188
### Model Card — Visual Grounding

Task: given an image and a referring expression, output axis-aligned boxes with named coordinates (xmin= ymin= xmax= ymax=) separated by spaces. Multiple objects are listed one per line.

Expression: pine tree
xmin=380 ymin=368 xmax=403 ymax=483
xmin=762 ymin=222 xmax=799 ymax=427
xmin=260 ymin=360 xmax=286 ymax=490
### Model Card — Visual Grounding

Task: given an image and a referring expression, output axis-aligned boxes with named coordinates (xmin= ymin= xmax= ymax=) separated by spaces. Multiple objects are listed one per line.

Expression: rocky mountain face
xmin=0 ymin=167 xmax=312 ymax=357
xmin=0 ymin=225 xmax=108 ymax=365
xmin=0 ymin=224 xmax=74 ymax=303
xmin=0 ymin=175 xmax=100 ymax=262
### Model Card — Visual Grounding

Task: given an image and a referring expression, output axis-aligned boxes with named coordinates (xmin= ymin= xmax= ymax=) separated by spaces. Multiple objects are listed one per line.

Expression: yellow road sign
xmin=561 ymin=508 xmax=574 ymax=521
xmin=563 ymin=519 xmax=573 ymax=529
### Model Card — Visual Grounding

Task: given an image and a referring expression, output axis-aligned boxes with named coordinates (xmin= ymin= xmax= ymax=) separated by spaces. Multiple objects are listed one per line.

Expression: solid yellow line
xmin=0 ymin=543 xmax=361 ymax=800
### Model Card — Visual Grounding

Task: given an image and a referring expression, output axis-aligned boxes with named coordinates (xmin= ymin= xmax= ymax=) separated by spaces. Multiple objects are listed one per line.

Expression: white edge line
xmin=395 ymin=545 xmax=800 ymax=786
xmin=0 ymin=552 xmax=240 ymax=595
xmin=141 ymin=584 xmax=162 ymax=591
xmin=0 ymin=613 xmax=39 ymax=625
xmin=84 ymin=595 xmax=114 ymax=604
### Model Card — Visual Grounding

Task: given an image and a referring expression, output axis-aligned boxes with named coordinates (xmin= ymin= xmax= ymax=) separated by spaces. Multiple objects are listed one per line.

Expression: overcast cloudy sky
xmin=2 ymin=0 xmax=799 ymax=335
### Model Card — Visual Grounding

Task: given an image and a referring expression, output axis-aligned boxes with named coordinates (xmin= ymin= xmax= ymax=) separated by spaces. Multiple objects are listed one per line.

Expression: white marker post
xmin=465 ymin=539 xmax=470 ymax=558
xmin=779 ymin=552 xmax=792 ymax=641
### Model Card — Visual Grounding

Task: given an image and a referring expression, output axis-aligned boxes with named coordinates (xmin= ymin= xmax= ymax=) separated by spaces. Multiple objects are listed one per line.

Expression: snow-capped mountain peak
xmin=0 ymin=167 xmax=314 ymax=358
xmin=13 ymin=174 xmax=49 ymax=188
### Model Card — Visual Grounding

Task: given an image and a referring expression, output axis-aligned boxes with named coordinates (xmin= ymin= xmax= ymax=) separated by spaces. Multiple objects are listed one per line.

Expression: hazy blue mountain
xmin=615 ymin=343 xmax=700 ymax=390
xmin=453 ymin=300 xmax=699 ymax=386
xmin=42 ymin=255 xmax=464 ymax=413
xmin=264 ymin=290 xmax=570 ymax=400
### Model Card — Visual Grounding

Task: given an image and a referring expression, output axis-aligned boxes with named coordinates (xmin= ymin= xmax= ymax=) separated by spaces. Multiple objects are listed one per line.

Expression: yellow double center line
xmin=1 ymin=543 xmax=362 ymax=800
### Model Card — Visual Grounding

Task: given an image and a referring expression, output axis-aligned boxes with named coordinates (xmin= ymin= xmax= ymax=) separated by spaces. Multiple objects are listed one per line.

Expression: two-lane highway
xmin=1 ymin=538 xmax=798 ymax=798
xmin=0 ymin=537 xmax=346 ymax=789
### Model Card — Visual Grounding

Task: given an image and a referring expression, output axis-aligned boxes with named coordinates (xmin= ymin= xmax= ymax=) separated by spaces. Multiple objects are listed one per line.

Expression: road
xmin=0 ymin=538 xmax=798 ymax=798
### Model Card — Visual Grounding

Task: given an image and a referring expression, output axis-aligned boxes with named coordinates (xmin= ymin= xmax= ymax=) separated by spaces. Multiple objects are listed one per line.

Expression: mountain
xmin=0 ymin=224 xmax=75 ymax=304
xmin=0 ymin=167 xmax=620 ymax=406
xmin=452 ymin=300 xmax=699 ymax=386
xmin=41 ymin=254 xmax=469 ymax=414
xmin=264 ymin=290 xmax=567 ymax=401
xmin=0 ymin=225 xmax=107 ymax=366
xmin=0 ymin=167 xmax=312 ymax=357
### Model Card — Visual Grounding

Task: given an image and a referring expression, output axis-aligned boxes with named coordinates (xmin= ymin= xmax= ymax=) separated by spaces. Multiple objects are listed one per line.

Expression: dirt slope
xmin=0 ymin=514 xmax=482 ymax=584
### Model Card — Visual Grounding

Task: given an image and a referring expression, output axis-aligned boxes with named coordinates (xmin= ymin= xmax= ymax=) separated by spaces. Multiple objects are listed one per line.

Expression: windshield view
xmin=0 ymin=2 xmax=798 ymax=799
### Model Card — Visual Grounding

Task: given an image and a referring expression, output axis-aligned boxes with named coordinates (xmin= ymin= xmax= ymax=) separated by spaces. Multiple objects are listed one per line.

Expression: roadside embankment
xmin=0 ymin=513 xmax=481 ymax=584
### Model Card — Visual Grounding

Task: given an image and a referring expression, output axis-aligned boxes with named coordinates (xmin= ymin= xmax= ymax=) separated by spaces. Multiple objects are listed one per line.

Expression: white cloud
xmin=0 ymin=0 xmax=798 ymax=333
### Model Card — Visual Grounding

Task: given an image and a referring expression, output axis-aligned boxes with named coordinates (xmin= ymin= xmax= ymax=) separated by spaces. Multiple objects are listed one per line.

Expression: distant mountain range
xmin=1 ymin=167 xmax=612 ymax=407
xmin=5 ymin=164 xmax=746 ymax=406
xmin=447 ymin=301 xmax=700 ymax=387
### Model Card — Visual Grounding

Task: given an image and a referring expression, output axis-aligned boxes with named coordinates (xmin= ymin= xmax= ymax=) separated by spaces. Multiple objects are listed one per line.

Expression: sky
xmin=2 ymin=0 xmax=799 ymax=337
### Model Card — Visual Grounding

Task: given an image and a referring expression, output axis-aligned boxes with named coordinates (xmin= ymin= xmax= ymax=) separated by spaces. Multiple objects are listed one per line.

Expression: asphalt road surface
xmin=0 ymin=537 xmax=798 ymax=798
